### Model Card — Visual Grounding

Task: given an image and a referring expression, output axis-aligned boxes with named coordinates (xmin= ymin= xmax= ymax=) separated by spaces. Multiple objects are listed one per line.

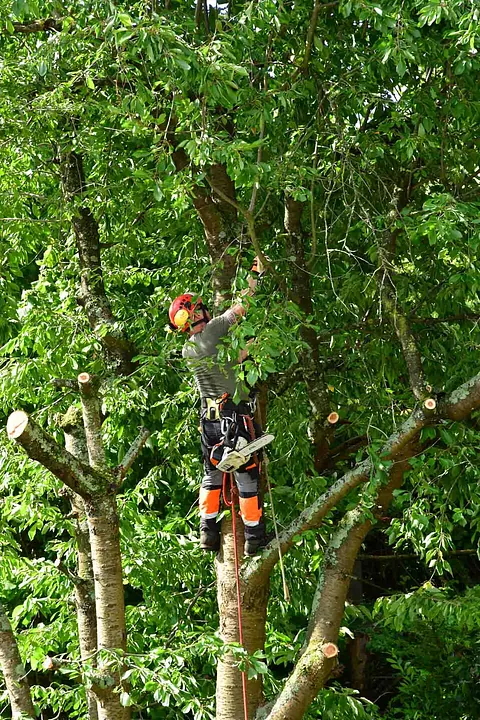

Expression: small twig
xmin=132 ymin=201 xmax=154 ymax=228
xmin=165 ymin=581 xmax=215 ymax=647
xmin=265 ymin=458 xmax=290 ymax=603
xmin=248 ymin=39 xmax=271 ymax=215
xmin=56 ymin=561 xmax=83 ymax=587
xmin=207 ymin=178 xmax=286 ymax=291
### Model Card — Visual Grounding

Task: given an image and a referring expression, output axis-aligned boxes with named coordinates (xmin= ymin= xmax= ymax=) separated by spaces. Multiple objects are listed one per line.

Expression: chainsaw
xmin=216 ymin=433 xmax=275 ymax=472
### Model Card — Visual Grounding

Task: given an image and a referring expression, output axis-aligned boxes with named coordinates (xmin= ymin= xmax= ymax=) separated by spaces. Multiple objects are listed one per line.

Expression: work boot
xmin=244 ymin=535 xmax=267 ymax=556
xmin=200 ymin=519 xmax=221 ymax=552
xmin=244 ymin=522 xmax=267 ymax=557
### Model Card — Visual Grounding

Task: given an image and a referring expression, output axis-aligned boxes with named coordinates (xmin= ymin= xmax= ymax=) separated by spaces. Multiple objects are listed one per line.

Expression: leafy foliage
xmin=0 ymin=0 xmax=480 ymax=717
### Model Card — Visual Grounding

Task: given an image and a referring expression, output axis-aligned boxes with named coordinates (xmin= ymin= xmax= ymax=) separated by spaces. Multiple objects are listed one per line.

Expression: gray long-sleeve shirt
xmin=182 ymin=311 xmax=249 ymax=400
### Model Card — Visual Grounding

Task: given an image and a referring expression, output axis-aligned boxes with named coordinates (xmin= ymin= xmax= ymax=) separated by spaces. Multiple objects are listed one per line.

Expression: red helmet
xmin=168 ymin=293 xmax=197 ymax=331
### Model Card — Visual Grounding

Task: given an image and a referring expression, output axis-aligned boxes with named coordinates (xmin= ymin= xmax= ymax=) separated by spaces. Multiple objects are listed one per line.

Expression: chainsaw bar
xmin=217 ymin=434 xmax=275 ymax=472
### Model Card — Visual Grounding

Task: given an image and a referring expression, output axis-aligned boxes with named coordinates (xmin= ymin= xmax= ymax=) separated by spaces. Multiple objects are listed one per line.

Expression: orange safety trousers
xmin=199 ymin=477 xmax=262 ymax=526
xmin=200 ymin=416 xmax=263 ymax=538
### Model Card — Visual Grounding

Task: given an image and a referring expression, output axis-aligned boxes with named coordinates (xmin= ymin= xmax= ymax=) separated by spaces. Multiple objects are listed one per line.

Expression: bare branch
xmin=6 ymin=411 xmax=105 ymax=498
xmin=117 ymin=427 xmax=151 ymax=480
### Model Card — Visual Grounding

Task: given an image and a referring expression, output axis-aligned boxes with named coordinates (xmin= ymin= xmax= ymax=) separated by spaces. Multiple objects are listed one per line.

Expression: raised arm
xmin=230 ymin=257 xmax=263 ymax=319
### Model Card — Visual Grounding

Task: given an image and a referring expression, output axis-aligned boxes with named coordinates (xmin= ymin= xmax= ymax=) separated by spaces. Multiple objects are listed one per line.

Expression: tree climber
xmin=168 ymin=259 xmax=267 ymax=556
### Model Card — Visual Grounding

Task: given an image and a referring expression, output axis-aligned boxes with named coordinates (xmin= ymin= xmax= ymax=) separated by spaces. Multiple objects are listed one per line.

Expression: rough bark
xmin=216 ymin=516 xmax=269 ymax=720
xmin=0 ymin=603 xmax=36 ymax=719
xmin=60 ymin=406 xmax=98 ymax=720
xmin=60 ymin=151 xmax=135 ymax=374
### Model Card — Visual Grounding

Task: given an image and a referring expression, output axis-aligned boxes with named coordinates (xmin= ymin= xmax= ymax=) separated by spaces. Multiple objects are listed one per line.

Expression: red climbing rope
xmin=222 ymin=472 xmax=249 ymax=720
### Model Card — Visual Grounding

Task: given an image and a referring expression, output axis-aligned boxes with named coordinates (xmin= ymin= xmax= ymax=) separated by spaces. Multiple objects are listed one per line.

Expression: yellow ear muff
xmin=174 ymin=308 xmax=190 ymax=327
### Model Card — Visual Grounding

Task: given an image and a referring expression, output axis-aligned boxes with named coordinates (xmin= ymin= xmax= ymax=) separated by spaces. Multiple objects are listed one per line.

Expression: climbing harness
xmin=223 ymin=471 xmax=249 ymax=720
xmin=207 ymin=397 xmax=275 ymax=472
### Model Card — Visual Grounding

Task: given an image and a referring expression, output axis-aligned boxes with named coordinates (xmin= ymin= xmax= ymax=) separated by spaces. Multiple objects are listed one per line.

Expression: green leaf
xmin=396 ymin=57 xmax=406 ymax=77
xmin=173 ymin=57 xmax=191 ymax=71
xmin=118 ymin=12 xmax=133 ymax=27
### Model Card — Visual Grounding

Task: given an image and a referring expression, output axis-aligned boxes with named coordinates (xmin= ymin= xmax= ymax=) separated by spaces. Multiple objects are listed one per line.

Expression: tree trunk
xmin=85 ymin=495 xmax=129 ymax=720
xmin=61 ymin=407 xmax=99 ymax=720
xmin=266 ymin=511 xmax=371 ymax=720
xmin=60 ymin=151 xmax=135 ymax=375
xmin=0 ymin=602 xmax=36 ymax=719
xmin=172 ymin=151 xmax=240 ymax=308
xmin=216 ymin=515 xmax=269 ymax=720
xmin=7 ymin=409 xmax=129 ymax=720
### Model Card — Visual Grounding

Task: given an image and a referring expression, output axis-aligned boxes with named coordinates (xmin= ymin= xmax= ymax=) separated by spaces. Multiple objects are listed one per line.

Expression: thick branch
xmin=7 ymin=410 xmax=106 ymax=499
xmin=60 ymin=405 xmax=98 ymax=720
xmin=61 ymin=151 xmax=134 ymax=375
xmin=246 ymin=370 xmax=480 ymax=584
xmin=264 ymin=454 xmax=412 ymax=720
xmin=117 ymin=427 xmax=151 ymax=480
xmin=78 ymin=373 xmax=107 ymax=472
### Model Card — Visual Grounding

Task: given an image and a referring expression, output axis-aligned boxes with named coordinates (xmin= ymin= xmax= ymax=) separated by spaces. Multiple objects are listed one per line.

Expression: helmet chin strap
xmin=190 ymin=303 xmax=210 ymax=329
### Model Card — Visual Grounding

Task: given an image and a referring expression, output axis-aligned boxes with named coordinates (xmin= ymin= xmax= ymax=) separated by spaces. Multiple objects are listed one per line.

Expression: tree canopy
xmin=1 ymin=0 xmax=480 ymax=718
